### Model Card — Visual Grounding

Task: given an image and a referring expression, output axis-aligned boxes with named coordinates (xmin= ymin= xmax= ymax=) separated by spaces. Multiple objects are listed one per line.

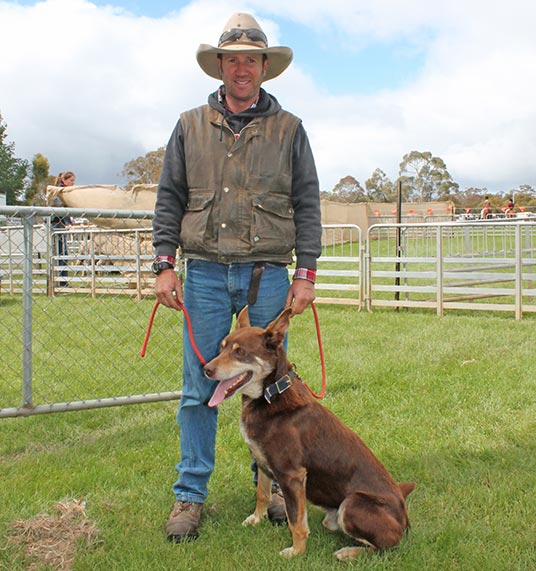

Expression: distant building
xmin=0 ymin=193 xmax=5 ymax=206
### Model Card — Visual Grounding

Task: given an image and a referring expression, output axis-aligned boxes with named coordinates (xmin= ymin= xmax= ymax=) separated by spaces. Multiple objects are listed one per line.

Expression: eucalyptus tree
xmin=398 ymin=150 xmax=459 ymax=202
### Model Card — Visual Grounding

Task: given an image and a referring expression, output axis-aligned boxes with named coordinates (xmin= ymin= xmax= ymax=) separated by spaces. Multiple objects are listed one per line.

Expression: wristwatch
xmin=151 ymin=259 xmax=175 ymax=275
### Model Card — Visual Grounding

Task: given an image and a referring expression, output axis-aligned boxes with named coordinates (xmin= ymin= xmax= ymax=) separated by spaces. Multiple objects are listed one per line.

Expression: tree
xmin=398 ymin=150 xmax=459 ymax=202
xmin=0 ymin=115 xmax=29 ymax=205
xmin=453 ymin=186 xmax=488 ymax=209
xmin=508 ymin=184 xmax=536 ymax=208
xmin=328 ymin=175 xmax=366 ymax=202
xmin=515 ymin=184 xmax=535 ymax=196
xmin=365 ymin=168 xmax=395 ymax=202
xmin=121 ymin=146 xmax=166 ymax=187
xmin=24 ymin=153 xmax=51 ymax=205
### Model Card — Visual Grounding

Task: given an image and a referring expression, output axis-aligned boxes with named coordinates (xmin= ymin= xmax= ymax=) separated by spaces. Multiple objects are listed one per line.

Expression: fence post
xmin=90 ymin=232 xmax=96 ymax=298
xmin=46 ymin=219 xmax=53 ymax=297
xmin=436 ymin=225 xmax=444 ymax=316
xmin=515 ymin=224 xmax=522 ymax=320
xmin=22 ymin=213 xmax=34 ymax=407
xmin=395 ymin=181 xmax=402 ymax=308
xmin=364 ymin=227 xmax=372 ymax=312
xmin=135 ymin=230 xmax=142 ymax=301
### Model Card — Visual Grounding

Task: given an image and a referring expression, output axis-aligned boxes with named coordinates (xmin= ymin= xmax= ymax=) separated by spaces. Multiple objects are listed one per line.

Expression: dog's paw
xmin=334 ymin=546 xmax=366 ymax=561
xmin=322 ymin=510 xmax=339 ymax=532
xmin=242 ymin=512 xmax=265 ymax=526
xmin=279 ymin=546 xmax=303 ymax=558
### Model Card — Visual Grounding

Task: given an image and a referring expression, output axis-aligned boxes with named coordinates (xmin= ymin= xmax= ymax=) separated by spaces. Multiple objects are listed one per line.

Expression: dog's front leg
xmin=279 ymin=468 xmax=309 ymax=558
xmin=242 ymin=468 xmax=271 ymax=526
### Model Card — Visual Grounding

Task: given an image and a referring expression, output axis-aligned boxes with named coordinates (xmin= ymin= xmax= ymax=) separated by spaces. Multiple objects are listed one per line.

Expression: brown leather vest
xmin=179 ymin=105 xmax=301 ymax=264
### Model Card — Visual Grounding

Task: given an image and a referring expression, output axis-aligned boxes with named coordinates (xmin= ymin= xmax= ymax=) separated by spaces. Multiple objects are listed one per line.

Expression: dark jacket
xmin=153 ymin=87 xmax=322 ymax=269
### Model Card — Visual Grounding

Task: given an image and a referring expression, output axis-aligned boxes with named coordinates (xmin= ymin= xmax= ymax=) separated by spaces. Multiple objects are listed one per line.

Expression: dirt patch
xmin=7 ymin=499 xmax=99 ymax=570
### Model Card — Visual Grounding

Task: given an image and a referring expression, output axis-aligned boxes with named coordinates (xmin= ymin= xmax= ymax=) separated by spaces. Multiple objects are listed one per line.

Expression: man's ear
xmin=263 ymin=307 xmax=292 ymax=348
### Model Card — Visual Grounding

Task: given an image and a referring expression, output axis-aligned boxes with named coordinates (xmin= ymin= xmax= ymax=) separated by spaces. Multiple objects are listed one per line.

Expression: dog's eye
xmin=233 ymin=346 xmax=244 ymax=357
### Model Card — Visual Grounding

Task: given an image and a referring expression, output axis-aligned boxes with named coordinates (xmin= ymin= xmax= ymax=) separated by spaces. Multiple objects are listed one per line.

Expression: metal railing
xmin=314 ymin=224 xmax=363 ymax=306
xmin=1 ymin=206 xmax=179 ymax=419
xmin=2 ymin=206 xmax=535 ymax=419
xmin=366 ymin=220 xmax=536 ymax=318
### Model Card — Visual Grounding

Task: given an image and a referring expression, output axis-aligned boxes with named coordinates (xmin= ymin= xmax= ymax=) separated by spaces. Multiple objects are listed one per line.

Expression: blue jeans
xmin=172 ymin=259 xmax=290 ymax=503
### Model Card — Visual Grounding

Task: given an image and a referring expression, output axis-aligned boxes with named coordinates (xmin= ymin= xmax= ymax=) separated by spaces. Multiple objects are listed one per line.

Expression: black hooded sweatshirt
xmin=153 ymin=87 xmax=322 ymax=270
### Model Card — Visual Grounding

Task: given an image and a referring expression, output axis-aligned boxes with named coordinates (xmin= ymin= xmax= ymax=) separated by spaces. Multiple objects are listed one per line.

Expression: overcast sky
xmin=1 ymin=0 xmax=535 ymax=193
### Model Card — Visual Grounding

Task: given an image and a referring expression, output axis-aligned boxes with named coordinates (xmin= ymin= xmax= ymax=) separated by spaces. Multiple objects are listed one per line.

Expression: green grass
xmin=1 ymin=306 xmax=535 ymax=570
xmin=0 ymin=294 xmax=182 ymax=407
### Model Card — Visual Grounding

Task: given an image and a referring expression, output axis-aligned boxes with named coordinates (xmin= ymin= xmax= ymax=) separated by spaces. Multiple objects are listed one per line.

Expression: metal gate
xmin=366 ymin=221 xmax=536 ymax=318
xmin=0 ymin=206 xmax=181 ymax=418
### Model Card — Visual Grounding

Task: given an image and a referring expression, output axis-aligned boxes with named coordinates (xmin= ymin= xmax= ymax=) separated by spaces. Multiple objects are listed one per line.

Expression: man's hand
xmin=154 ymin=269 xmax=183 ymax=310
xmin=285 ymin=279 xmax=315 ymax=315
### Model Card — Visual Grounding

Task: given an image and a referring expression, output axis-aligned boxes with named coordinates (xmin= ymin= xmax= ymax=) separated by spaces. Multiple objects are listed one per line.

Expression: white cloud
xmin=1 ymin=0 xmax=536 ymax=193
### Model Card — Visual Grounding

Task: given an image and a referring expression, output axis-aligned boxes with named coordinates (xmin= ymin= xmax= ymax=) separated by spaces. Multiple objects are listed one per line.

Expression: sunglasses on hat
xmin=218 ymin=27 xmax=268 ymax=46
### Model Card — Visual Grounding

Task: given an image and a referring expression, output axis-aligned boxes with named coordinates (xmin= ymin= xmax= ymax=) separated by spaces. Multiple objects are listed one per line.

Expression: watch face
xmin=152 ymin=261 xmax=174 ymax=275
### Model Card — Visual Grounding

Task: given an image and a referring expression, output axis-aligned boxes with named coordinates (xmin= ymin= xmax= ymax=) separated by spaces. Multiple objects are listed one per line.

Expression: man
xmin=152 ymin=12 xmax=322 ymax=542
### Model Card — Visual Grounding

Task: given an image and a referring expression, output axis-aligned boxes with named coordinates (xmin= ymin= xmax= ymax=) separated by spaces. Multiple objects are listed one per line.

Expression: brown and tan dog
xmin=205 ymin=307 xmax=415 ymax=561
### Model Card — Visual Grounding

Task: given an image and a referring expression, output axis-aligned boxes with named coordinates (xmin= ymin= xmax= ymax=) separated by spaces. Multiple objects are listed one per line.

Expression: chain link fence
xmin=0 ymin=207 xmax=362 ymax=419
xmin=0 ymin=206 xmax=182 ymax=418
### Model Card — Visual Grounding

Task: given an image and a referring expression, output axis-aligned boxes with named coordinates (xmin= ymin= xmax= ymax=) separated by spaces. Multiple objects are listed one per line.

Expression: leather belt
xmin=247 ymin=262 xmax=265 ymax=306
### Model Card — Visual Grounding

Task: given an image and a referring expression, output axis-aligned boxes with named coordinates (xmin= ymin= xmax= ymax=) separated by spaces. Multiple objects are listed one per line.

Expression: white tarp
xmin=45 ymin=184 xmax=157 ymax=228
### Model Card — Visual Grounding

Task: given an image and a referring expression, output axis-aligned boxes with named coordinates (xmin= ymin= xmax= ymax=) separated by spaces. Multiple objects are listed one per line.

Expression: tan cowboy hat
xmin=196 ymin=12 xmax=293 ymax=81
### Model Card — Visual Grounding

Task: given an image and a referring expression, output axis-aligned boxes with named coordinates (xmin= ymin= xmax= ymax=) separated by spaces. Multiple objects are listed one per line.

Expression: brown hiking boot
xmin=267 ymin=487 xmax=287 ymax=525
xmin=166 ymin=501 xmax=203 ymax=542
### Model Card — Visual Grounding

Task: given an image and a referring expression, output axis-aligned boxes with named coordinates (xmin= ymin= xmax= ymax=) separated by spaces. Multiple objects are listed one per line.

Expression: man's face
xmin=217 ymin=53 xmax=268 ymax=109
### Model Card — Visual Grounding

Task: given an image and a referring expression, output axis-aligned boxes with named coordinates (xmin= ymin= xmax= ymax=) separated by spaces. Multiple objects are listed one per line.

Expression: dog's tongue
xmin=208 ymin=378 xmax=235 ymax=408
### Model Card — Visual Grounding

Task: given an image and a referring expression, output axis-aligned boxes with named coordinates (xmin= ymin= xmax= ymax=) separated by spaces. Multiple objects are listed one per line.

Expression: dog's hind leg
xmin=321 ymin=508 xmax=339 ymax=532
xmin=278 ymin=468 xmax=309 ymax=557
xmin=334 ymin=491 xmax=407 ymax=559
xmin=243 ymin=468 xmax=272 ymax=526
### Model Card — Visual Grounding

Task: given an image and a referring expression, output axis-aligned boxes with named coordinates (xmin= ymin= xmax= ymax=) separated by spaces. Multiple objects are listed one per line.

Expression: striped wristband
xmin=154 ymin=255 xmax=176 ymax=266
xmin=293 ymin=268 xmax=316 ymax=284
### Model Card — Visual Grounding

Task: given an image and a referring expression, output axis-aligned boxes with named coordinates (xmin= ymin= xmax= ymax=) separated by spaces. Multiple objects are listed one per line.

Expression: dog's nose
xmin=204 ymin=365 xmax=214 ymax=378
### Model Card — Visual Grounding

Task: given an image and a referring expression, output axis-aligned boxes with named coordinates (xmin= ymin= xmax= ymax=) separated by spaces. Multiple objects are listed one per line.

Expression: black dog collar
xmin=264 ymin=369 xmax=296 ymax=404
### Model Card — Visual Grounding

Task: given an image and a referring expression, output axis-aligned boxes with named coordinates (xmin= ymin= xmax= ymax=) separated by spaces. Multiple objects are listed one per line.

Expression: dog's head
xmin=205 ymin=306 xmax=292 ymax=407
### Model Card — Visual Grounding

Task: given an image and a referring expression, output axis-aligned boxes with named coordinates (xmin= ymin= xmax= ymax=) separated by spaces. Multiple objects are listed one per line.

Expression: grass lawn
xmin=1 ymin=305 xmax=535 ymax=570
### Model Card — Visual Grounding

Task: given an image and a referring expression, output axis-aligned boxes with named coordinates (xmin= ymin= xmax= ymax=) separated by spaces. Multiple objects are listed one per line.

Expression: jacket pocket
xmin=251 ymin=194 xmax=296 ymax=255
xmin=180 ymin=190 xmax=215 ymax=250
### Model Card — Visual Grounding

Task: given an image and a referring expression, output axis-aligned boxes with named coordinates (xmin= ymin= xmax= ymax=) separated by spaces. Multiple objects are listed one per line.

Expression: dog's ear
xmin=236 ymin=306 xmax=251 ymax=329
xmin=264 ymin=307 xmax=293 ymax=348
xmin=399 ymin=482 xmax=416 ymax=498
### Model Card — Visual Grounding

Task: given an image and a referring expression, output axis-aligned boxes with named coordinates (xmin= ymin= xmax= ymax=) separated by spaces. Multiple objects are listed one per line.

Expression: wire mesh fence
xmin=0 ymin=206 xmax=182 ymax=418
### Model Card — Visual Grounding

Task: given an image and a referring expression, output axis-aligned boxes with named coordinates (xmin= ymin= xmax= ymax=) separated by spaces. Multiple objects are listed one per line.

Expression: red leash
xmin=302 ymin=303 xmax=327 ymax=399
xmin=140 ymin=301 xmax=207 ymax=365
xmin=140 ymin=301 xmax=326 ymax=399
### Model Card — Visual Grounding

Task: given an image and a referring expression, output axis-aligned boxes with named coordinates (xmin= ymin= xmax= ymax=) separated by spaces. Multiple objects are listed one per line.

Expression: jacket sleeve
xmin=152 ymin=120 xmax=189 ymax=257
xmin=291 ymin=124 xmax=322 ymax=270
